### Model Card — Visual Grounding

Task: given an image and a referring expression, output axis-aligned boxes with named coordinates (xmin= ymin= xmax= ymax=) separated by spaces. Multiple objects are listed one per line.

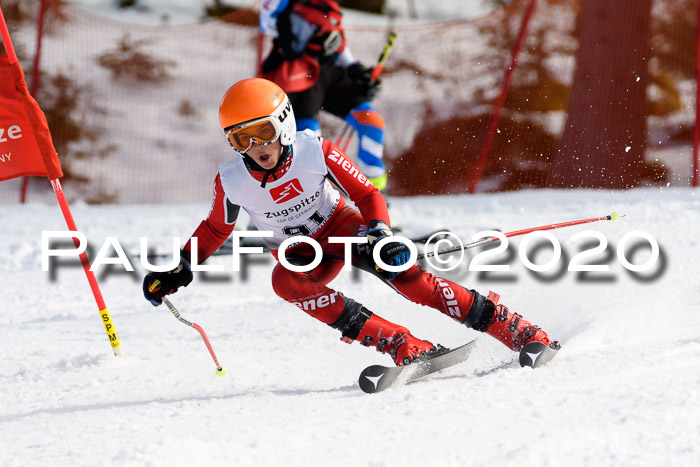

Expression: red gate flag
xmin=0 ymin=54 xmax=62 ymax=181
xmin=1 ymin=7 xmax=120 ymax=356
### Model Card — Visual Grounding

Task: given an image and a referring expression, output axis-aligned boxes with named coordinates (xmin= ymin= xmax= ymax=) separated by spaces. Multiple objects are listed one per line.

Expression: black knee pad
xmin=328 ymin=299 xmax=372 ymax=341
xmin=462 ymin=290 xmax=495 ymax=332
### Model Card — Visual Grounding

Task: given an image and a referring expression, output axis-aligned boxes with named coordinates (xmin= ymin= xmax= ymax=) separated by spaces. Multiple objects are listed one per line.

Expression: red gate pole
xmin=50 ymin=179 xmax=123 ymax=356
xmin=20 ymin=0 xmax=49 ymax=203
xmin=29 ymin=0 xmax=47 ymax=99
xmin=257 ymin=30 xmax=264 ymax=77
xmin=468 ymin=0 xmax=538 ymax=194
xmin=694 ymin=0 xmax=700 ymax=187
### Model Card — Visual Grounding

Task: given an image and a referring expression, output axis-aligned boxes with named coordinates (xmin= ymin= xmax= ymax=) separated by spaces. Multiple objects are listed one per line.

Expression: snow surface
xmin=1 ymin=188 xmax=700 ymax=466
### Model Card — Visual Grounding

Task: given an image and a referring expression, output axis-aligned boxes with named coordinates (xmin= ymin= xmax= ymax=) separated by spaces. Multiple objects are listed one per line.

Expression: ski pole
xmin=338 ymin=126 xmax=353 ymax=153
xmin=370 ymin=31 xmax=397 ymax=81
xmin=335 ymin=124 xmax=353 ymax=151
xmin=417 ymin=212 xmax=624 ymax=260
xmin=337 ymin=32 xmax=397 ymax=152
xmin=163 ymin=297 xmax=227 ymax=377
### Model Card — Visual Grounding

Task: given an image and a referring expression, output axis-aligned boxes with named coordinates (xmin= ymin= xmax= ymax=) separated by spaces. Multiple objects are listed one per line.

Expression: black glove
xmin=143 ymin=260 xmax=193 ymax=306
xmin=366 ymin=219 xmax=411 ymax=280
xmin=347 ymin=62 xmax=382 ymax=101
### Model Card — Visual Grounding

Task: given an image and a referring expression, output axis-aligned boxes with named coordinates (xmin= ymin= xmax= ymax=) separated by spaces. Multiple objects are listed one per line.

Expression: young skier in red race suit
xmin=143 ymin=78 xmax=559 ymax=367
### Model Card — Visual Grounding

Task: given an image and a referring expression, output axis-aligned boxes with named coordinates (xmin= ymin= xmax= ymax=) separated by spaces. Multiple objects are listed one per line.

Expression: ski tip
xmin=519 ymin=342 xmax=559 ymax=369
xmin=358 ymin=365 xmax=394 ymax=394
xmin=358 ymin=341 xmax=476 ymax=394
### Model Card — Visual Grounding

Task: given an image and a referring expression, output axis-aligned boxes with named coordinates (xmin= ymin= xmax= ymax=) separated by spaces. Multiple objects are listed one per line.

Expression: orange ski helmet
xmin=218 ymin=78 xmax=296 ymax=150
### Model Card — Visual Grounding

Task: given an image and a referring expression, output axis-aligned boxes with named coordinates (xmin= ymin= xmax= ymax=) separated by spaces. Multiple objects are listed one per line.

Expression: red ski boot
xmin=483 ymin=292 xmax=560 ymax=351
xmin=341 ymin=308 xmax=437 ymax=366
xmin=385 ymin=331 xmax=438 ymax=367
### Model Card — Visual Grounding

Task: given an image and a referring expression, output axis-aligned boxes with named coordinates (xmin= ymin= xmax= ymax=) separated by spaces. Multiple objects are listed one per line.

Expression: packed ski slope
xmin=1 ymin=188 xmax=699 ymax=466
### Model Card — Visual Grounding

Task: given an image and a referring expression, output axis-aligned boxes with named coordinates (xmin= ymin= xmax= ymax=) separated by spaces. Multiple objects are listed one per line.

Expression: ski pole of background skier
xmin=163 ymin=297 xmax=227 ymax=377
xmin=418 ymin=212 xmax=624 ymax=260
xmin=336 ymin=31 xmax=397 ymax=152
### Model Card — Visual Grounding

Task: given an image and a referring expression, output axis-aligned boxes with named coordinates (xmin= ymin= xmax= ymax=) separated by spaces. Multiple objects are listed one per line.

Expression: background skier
xmin=258 ymin=0 xmax=388 ymax=190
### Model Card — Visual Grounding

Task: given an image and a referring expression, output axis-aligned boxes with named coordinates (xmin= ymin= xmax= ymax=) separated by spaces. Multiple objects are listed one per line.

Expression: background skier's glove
xmin=348 ymin=62 xmax=382 ymax=101
xmin=143 ymin=260 xmax=193 ymax=306
xmin=366 ymin=219 xmax=411 ymax=280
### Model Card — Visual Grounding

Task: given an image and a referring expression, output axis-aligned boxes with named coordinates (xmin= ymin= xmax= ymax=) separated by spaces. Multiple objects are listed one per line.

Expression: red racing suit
xmin=182 ymin=130 xmax=491 ymax=333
